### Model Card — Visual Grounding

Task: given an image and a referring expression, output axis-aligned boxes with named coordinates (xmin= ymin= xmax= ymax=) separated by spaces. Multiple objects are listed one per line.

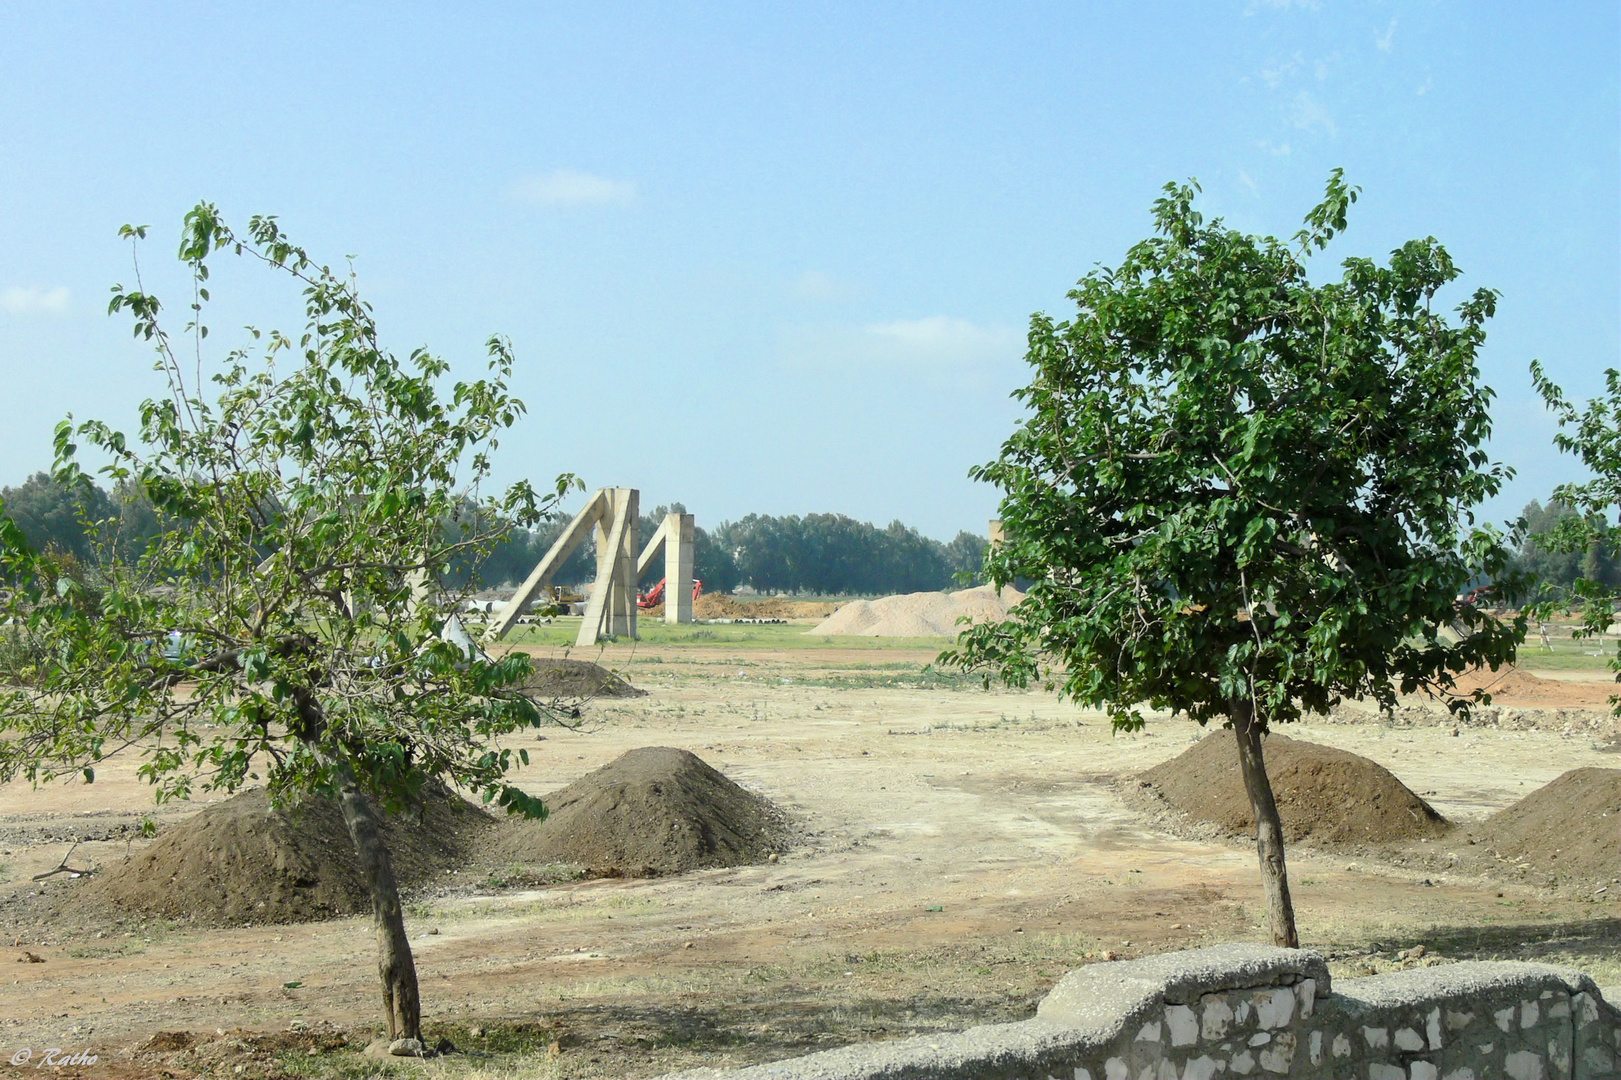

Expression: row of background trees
xmin=1509 ymin=500 xmax=1621 ymax=592
xmin=5 ymin=469 xmax=1606 ymax=600
xmin=0 ymin=473 xmax=988 ymax=597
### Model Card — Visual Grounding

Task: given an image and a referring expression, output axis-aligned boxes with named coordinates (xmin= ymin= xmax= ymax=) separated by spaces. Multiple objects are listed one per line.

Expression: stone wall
xmin=661 ymin=944 xmax=1621 ymax=1080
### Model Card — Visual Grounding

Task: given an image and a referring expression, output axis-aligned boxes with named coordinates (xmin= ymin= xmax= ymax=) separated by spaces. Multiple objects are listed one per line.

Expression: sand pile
xmin=1472 ymin=768 xmax=1620 ymax=890
xmin=1448 ymin=665 xmax=1565 ymax=699
xmin=1137 ymin=730 xmax=1450 ymax=846
xmin=87 ymin=784 xmax=493 ymax=925
xmin=806 ymin=585 xmax=1023 ymax=638
xmin=691 ymin=594 xmax=838 ymax=619
xmin=521 ymin=658 xmax=644 ymax=699
xmin=492 ymin=747 xmax=790 ymax=878
xmin=1442 ymin=665 xmax=1615 ymax=710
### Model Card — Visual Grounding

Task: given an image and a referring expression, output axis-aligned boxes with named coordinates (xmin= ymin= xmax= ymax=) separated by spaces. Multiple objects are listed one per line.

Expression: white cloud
xmin=1260 ymin=53 xmax=1303 ymax=89
xmin=1288 ymin=91 xmax=1337 ymax=136
xmin=1416 ymin=74 xmax=1434 ymax=96
xmin=509 ymin=169 xmax=636 ymax=207
xmin=1255 ymin=138 xmax=1293 ymax=157
xmin=782 ymin=316 xmax=1022 ymax=371
xmin=1 ymin=286 xmax=70 ymax=315
xmin=1238 ymin=170 xmax=1260 ymax=196
xmin=793 ymin=270 xmax=847 ymax=302
xmin=862 ymin=317 xmax=1022 ymax=367
xmin=1375 ymin=17 xmax=1398 ymax=53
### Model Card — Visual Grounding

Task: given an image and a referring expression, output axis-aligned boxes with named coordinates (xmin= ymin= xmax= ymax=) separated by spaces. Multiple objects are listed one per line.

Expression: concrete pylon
xmin=579 ymin=487 xmax=638 ymax=646
xmin=637 ymin=512 xmax=696 ymax=624
xmin=484 ymin=488 xmax=609 ymax=641
xmin=485 ymin=487 xmax=697 ymax=646
xmin=666 ymin=513 xmax=695 ymax=624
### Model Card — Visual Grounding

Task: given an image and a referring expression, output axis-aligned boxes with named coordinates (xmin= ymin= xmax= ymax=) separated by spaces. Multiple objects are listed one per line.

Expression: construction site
xmin=0 ymin=488 xmax=1616 ymax=1079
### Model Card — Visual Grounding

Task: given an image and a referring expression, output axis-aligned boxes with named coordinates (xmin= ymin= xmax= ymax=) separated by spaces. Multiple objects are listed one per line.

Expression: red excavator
xmin=638 ymin=577 xmax=703 ymax=609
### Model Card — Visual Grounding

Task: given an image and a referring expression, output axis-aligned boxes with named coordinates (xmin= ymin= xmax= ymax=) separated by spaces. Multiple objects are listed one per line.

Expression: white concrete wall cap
xmin=1037 ymin=943 xmax=1330 ymax=1030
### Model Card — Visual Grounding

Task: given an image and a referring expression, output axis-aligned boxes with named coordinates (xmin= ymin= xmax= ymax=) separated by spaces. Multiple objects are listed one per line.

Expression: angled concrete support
xmin=577 ymin=487 xmax=638 ymax=647
xmin=635 ymin=519 xmax=666 ymax=580
xmin=484 ymin=488 xmax=608 ymax=641
xmin=635 ymin=512 xmax=696 ymax=624
xmin=489 ymin=487 xmax=693 ymax=646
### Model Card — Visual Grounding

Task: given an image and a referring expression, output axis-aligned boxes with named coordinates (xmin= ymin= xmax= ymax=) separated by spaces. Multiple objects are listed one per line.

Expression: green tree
xmin=692 ymin=519 xmax=741 ymax=594
xmin=944 ymin=530 xmax=989 ymax=585
xmin=1530 ymin=364 xmax=1621 ymax=707
xmin=944 ymin=174 xmax=1522 ymax=947
xmin=710 ymin=512 xmax=966 ymax=595
xmin=723 ymin=513 xmax=798 ymax=593
xmin=0 ymin=471 xmax=115 ymax=566
xmin=0 ymin=207 xmax=574 ymax=1044
xmin=1512 ymin=499 xmax=1620 ymax=595
xmin=0 ymin=472 xmax=171 ymax=572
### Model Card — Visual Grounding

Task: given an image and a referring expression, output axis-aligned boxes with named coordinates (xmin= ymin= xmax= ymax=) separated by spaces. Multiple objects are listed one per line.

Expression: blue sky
xmin=1 ymin=2 xmax=1615 ymax=541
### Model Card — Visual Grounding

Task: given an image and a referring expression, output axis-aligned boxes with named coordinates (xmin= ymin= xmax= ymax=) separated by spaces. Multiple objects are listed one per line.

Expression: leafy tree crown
xmin=949 ymin=173 xmax=1522 ymax=730
xmin=0 ymin=206 xmax=577 ymax=816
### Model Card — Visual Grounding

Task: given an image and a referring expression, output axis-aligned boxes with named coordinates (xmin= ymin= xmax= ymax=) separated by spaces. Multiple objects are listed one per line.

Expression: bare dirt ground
xmin=1 ymin=627 xmax=1618 ymax=1078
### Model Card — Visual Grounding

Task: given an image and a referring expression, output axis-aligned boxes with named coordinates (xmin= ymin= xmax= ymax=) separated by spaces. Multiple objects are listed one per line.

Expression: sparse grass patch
xmin=67 ymin=940 xmax=147 ymax=958
xmin=483 ymin=863 xmax=585 ymax=890
xmin=792 ymin=668 xmax=972 ymax=691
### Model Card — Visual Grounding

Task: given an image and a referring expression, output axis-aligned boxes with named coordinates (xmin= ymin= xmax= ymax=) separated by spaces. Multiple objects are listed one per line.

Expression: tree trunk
xmin=290 ymin=691 xmax=423 ymax=1042
xmin=332 ymin=761 xmax=422 ymax=1041
xmin=1229 ymin=697 xmax=1299 ymax=948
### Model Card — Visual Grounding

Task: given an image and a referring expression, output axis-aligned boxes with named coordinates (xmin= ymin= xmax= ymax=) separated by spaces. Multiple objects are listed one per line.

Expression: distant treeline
xmin=0 ymin=473 xmax=987 ymax=597
xmin=11 ymin=472 xmax=1615 ymax=602
xmin=0 ymin=472 xmax=163 ymax=567
xmin=458 ymin=503 xmax=986 ymax=595
xmin=1505 ymin=499 xmax=1621 ymax=594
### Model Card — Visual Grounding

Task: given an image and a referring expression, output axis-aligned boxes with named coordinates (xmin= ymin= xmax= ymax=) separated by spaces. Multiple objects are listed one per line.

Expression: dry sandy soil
xmin=1 ymin=627 xmax=1618 ymax=1078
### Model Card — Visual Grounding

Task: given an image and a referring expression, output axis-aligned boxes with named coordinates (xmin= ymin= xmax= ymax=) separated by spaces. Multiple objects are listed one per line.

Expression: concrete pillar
xmin=605 ymin=487 xmax=638 ymax=639
xmin=666 ymin=512 xmax=695 ymax=624
xmin=576 ymin=487 xmax=640 ymax=646
xmin=988 ymin=519 xmax=1005 ymax=547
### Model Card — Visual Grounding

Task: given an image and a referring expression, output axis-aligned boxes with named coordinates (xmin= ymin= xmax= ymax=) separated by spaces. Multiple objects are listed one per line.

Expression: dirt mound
xmin=692 ymin=594 xmax=838 ymax=619
xmin=1473 ymin=768 xmax=1620 ymax=890
xmin=1450 ymin=665 xmax=1565 ymax=699
xmin=86 ymin=784 xmax=493 ymax=925
xmin=1137 ymin=730 xmax=1450 ymax=846
xmin=1442 ymin=665 xmax=1615 ymax=710
xmin=492 ymin=747 xmax=790 ymax=877
xmin=806 ymin=585 xmax=1023 ymax=637
xmin=521 ymin=657 xmax=644 ymax=698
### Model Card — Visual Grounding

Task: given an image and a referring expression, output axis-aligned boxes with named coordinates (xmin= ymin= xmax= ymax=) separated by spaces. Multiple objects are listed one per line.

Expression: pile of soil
xmin=1472 ymin=767 xmax=1620 ymax=889
xmin=1443 ymin=665 xmax=1615 ymax=710
xmin=521 ymin=657 xmax=644 ymax=699
xmin=86 ymin=784 xmax=493 ymax=925
xmin=692 ymin=594 xmax=838 ymax=620
xmin=807 ymin=585 xmax=1023 ymax=637
xmin=1137 ymin=730 xmax=1450 ymax=846
xmin=492 ymin=747 xmax=791 ymax=877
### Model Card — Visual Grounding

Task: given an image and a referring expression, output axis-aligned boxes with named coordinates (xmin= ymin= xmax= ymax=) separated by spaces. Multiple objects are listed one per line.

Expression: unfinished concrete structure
xmin=640 ymin=510 xmax=696 ymax=625
xmin=484 ymin=488 xmax=695 ymax=647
